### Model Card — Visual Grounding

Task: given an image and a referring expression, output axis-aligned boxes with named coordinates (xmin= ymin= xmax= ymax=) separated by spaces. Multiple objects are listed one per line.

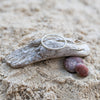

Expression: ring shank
xmin=41 ymin=34 xmax=67 ymax=50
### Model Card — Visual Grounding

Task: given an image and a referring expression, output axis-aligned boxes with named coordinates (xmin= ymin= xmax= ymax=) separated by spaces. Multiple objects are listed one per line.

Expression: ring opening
xmin=41 ymin=34 xmax=67 ymax=50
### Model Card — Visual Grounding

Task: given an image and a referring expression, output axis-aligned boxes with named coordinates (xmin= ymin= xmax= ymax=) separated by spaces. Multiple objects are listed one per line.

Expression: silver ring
xmin=41 ymin=34 xmax=67 ymax=50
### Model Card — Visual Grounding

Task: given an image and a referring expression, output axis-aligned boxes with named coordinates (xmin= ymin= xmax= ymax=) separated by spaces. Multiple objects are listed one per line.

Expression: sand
xmin=0 ymin=0 xmax=100 ymax=100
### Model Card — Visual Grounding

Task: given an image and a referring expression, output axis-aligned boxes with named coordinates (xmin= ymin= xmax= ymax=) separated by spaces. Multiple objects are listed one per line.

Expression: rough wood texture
xmin=5 ymin=38 xmax=90 ymax=68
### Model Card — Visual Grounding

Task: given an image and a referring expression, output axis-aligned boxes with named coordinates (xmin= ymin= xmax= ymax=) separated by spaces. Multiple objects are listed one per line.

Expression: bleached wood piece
xmin=5 ymin=38 xmax=90 ymax=68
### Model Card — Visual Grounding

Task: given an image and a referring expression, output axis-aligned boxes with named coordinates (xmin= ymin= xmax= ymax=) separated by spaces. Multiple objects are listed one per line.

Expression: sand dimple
xmin=0 ymin=0 xmax=100 ymax=100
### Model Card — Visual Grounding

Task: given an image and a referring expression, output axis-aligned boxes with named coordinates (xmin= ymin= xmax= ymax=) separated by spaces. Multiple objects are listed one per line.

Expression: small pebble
xmin=75 ymin=63 xmax=88 ymax=77
xmin=64 ymin=57 xmax=84 ymax=73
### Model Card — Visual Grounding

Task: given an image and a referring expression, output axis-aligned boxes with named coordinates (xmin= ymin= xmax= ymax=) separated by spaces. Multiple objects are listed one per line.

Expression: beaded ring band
xmin=41 ymin=34 xmax=67 ymax=50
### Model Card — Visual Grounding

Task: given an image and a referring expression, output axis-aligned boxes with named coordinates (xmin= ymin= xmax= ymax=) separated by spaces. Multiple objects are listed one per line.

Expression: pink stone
xmin=64 ymin=57 xmax=84 ymax=73
xmin=75 ymin=63 xmax=88 ymax=77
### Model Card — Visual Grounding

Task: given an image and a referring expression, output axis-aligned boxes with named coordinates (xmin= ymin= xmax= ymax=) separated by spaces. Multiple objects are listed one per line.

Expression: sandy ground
xmin=0 ymin=0 xmax=100 ymax=100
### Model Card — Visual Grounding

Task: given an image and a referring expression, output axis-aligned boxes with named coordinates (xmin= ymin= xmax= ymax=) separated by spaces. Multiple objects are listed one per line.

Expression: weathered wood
xmin=5 ymin=38 xmax=90 ymax=68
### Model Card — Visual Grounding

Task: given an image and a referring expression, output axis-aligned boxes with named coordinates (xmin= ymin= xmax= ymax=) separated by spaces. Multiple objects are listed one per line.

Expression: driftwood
xmin=5 ymin=38 xmax=90 ymax=68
